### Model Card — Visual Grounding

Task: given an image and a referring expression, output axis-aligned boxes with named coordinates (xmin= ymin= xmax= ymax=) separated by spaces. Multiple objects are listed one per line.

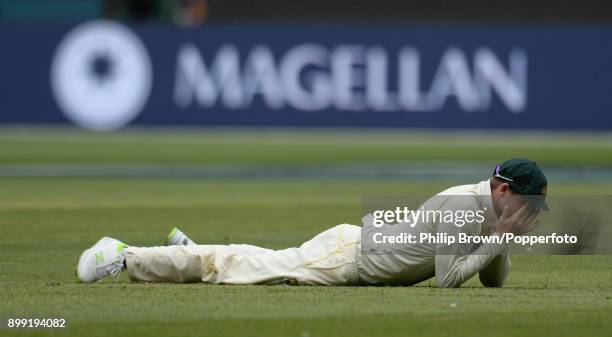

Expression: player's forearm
xmin=436 ymin=240 xmax=508 ymax=288
xmin=479 ymin=253 xmax=511 ymax=287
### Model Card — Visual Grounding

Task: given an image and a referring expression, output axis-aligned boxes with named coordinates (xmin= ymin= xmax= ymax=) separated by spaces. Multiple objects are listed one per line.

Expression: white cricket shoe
xmin=76 ymin=237 xmax=128 ymax=283
xmin=166 ymin=227 xmax=196 ymax=246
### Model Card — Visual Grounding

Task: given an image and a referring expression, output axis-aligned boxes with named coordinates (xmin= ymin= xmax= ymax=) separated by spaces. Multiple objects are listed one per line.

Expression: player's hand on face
xmin=521 ymin=205 xmax=540 ymax=234
xmin=495 ymin=203 xmax=540 ymax=235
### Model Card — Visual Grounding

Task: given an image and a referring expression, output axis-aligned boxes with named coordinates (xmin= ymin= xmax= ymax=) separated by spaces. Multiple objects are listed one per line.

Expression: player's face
xmin=500 ymin=190 xmax=528 ymax=215
xmin=494 ymin=182 xmax=531 ymax=216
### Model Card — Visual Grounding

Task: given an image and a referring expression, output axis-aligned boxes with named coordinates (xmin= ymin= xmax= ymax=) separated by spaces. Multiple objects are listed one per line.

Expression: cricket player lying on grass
xmin=76 ymin=158 xmax=547 ymax=288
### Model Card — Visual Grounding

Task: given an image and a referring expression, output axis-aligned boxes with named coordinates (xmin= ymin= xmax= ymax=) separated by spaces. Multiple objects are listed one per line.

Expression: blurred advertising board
xmin=1 ymin=21 xmax=611 ymax=130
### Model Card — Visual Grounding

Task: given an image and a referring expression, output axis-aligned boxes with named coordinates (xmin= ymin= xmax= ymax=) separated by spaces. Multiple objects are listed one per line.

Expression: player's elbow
xmin=479 ymin=277 xmax=505 ymax=288
xmin=479 ymin=259 xmax=510 ymax=288
xmin=479 ymin=271 xmax=508 ymax=287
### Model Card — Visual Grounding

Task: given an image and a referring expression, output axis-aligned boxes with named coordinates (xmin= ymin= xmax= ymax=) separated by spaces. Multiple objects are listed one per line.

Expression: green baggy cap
xmin=493 ymin=158 xmax=549 ymax=210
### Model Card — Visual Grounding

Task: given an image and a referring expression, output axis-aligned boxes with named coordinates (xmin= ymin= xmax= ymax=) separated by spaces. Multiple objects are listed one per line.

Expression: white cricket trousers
xmin=124 ymin=224 xmax=361 ymax=285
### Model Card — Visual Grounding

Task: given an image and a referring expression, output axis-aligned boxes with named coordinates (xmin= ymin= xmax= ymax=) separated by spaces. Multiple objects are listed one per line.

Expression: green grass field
xmin=0 ymin=128 xmax=611 ymax=337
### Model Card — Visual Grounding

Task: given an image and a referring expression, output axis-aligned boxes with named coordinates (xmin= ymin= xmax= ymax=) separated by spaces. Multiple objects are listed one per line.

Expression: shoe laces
xmin=97 ymin=253 xmax=125 ymax=278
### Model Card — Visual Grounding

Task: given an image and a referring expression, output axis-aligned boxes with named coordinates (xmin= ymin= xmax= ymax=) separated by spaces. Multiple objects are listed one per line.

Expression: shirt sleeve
xmin=478 ymin=251 xmax=511 ymax=287
xmin=434 ymin=199 xmax=509 ymax=288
